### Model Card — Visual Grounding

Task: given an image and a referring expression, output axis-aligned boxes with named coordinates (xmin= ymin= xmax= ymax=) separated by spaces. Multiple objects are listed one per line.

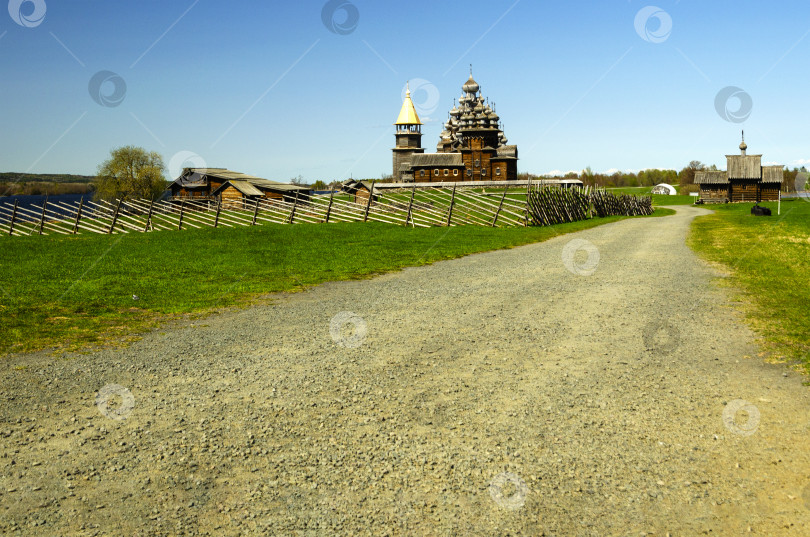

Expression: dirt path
xmin=2 ymin=206 xmax=810 ymax=536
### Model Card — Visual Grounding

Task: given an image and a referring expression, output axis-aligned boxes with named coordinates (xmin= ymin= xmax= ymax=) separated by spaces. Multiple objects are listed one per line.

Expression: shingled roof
xmin=174 ymin=168 xmax=309 ymax=192
xmin=409 ymin=153 xmax=464 ymax=167
xmin=726 ymin=155 xmax=763 ymax=179
xmin=762 ymin=165 xmax=785 ymax=183
xmin=496 ymin=145 xmax=518 ymax=159
xmin=694 ymin=171 xmax=729 ymax=185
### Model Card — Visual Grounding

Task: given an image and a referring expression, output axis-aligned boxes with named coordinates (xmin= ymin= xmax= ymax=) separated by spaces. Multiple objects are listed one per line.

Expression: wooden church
xmin=392 ymin=71 xmax=518 ymax=183
xmin=695 ymin=134 xmax=783 ymax=203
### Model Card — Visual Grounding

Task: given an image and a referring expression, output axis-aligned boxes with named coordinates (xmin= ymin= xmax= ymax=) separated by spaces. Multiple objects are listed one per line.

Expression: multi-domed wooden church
xmin=392 ymin=72 xmax=518 ymax=183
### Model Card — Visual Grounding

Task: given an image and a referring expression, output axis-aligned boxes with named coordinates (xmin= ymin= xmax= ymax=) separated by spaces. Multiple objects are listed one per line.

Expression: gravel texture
xmin=2 ymin=205 xmax=810 ymax=536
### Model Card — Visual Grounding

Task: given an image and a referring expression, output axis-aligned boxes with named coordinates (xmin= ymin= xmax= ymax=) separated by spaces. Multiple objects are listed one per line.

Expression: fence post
xmin=38 ymin=197 xmax=47 ymax=235
xmin=445 ymin=184 xmax=456 ymax=226
xmin=144 ymin=199 xmax=155 ymax=232
xmin=491 ymin=187 xmax=508 ymax=227
xmin=524 ymin=178 xmax=532 ymax=226
xmin=72 ymin=198 xmax=84 ymax=234
xmin=8 ymin=200 xmax=18 ymax=236
xmin=252 ymin=198 xmax=260 ymax=225
xmin=214 ymin=199 xmax=222 ymax=228
xmin=178 ymin=201 xmax=185 ymax=231
xmin=288 ymin=191 xmax=299 ymax=224
xmin=324 ymin=190 xmax=334 ymax=223
xmin=363 ymin=181 xmax=376 ymax=223
xmin=404 ymin=185 xmax=416 ymax=226
xmin=108 ymin=199 xmax=122 ymax=234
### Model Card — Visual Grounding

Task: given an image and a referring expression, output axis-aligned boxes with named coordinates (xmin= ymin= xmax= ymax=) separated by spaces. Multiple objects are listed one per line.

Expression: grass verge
xmin=653 ymin=194 xmax=696 ymax=206
xmin=688 ymin=199 xmax=810 ymax=371
xmin=1 ymin=210 xmax=670 ymax=356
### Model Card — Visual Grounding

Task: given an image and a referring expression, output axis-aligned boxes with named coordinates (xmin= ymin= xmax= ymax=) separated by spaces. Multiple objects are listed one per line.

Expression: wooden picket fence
xmin=0 ymin=184 xmax=653 ymax=237
xmin=590 ymin=189 xmax=654 ymax=218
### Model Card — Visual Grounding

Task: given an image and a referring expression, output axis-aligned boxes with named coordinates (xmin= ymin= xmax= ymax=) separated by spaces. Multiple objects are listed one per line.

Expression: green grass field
xmin=652 ymin=194 xmax=696 ymax=206
xmin=603 ymin=186 xmax=695 ymax=206
xmin=0 ymin=210 xmax=672 ymax=356
xmin=689 ymin=199 xmax=810 ymax=371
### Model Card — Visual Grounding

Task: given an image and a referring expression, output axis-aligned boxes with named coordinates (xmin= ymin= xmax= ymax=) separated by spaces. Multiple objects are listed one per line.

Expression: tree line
xmin=0 ymin=172 xmax=96 ymax=197
xmin=6 ymin=145 xmax=806 ymax=202
xmin=523 ymin=161 xmax=806 ymax=194
xmin=520 ymin=168 xmax=679 ymax=189
xmin=0 ymin=172 xmax=95 ymax=183
xmin=1 ymin=182 xmax=93 ymax=196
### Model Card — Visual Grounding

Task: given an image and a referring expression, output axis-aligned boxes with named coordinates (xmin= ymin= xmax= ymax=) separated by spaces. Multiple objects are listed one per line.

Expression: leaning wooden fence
xmin=0 ymin=184 xmax=652 ymax=237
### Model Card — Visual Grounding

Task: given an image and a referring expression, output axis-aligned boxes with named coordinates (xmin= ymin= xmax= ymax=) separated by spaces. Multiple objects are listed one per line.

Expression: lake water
xmin=0 ymin=194 xmax=87 ymax=221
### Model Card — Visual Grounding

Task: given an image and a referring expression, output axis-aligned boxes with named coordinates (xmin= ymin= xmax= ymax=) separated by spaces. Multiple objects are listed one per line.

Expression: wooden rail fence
xmin=0 ymin=185 xmax=652 ymax=237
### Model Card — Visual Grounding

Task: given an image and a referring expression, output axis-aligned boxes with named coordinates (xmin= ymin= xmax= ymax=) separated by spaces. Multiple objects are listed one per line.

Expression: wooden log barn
xmin=341 ymin=179 xmax=378 ymax=204
xmin=168 ymin=168 xmax=311 ymax=208
xmin=695 ymin=134 xmax=783 ymax=203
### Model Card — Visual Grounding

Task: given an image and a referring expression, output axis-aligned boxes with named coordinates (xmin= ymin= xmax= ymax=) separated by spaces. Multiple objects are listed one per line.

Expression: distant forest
xmin=3 ymin=162 xmax=805 ymax=198
xmin=520 ymin=168 xmax=678 ymax=189
xmin=0 ymin=172 xmax=95 ymax=196
xmin=523 ymin=161 xmax=806 ymax=193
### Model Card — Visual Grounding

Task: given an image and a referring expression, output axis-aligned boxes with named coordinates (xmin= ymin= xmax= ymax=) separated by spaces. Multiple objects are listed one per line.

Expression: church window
xmin=434 ymin=169 xmax=439 ymax=176
xmin=453 ymin=169 xmax=459 ymax=176
xmin=481 ymin=168 xmax=487 ymax=176
xmin=496 ymin=167 xmax=501 ymax=176
xmin=420 ymin=170 xmax=425 ymax=177
xmin=444 ymin=169 xmax=449 ymax=176
xmin=474 ymin=159 xmax=480 ymax=168
xmin=466 ymin=169 xmax=473 ymax=177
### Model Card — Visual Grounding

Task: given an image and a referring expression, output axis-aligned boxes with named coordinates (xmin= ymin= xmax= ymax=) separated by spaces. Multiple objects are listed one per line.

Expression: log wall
xmin=730 ymin=180 xmax=759 ymax=203
xmin=699 ymin=185 xmax=728 ymax=203
xmin=760 ymin=184 xmax=780 ymax=201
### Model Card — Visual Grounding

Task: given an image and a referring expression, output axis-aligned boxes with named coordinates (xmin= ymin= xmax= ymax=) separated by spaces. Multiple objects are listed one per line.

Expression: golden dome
xmin=394 ymin=83 xmax=422 ymax=125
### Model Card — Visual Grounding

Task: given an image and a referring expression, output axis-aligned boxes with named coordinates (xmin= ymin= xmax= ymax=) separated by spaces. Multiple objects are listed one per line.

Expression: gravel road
xmin=2 ymin=206 xmax=810 ymax=536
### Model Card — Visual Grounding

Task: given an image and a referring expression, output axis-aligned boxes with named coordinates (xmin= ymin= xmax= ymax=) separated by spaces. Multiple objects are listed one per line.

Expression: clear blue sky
xmin=1 ymin=0 xmax=808 ymax=181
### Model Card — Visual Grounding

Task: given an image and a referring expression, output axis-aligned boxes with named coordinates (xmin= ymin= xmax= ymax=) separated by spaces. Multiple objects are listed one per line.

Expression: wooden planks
xmin=0 ymin=186 xmax=653 ymax=237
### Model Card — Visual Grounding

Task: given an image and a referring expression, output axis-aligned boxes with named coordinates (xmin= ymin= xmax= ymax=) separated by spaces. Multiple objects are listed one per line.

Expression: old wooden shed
xmin=168 ymin=168 xmax=311 ymax=208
